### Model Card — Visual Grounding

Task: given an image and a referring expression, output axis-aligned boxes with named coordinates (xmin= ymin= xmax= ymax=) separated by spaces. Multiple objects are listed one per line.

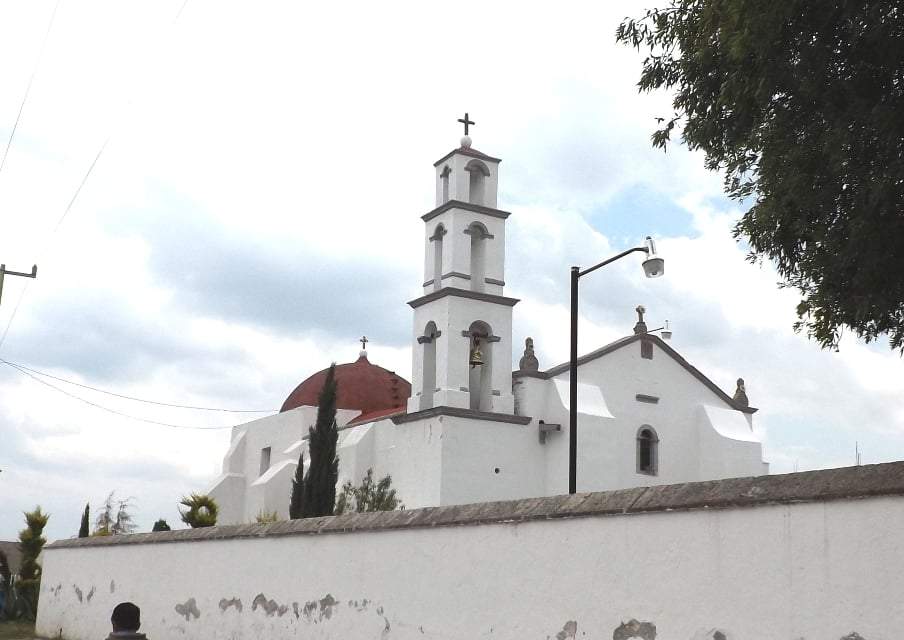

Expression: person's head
xmin=111 ymin=602 xmax=140 ymax=632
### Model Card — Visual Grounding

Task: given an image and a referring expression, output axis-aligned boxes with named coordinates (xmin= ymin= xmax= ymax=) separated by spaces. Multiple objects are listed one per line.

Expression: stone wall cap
xmin=45 ymin=462 xmax=904 ymax=550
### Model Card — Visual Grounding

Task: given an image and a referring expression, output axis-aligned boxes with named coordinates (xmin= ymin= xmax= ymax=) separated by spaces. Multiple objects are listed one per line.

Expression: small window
xmin=636 ymin=427 xmax=658 ymax=475
xmin=259 ymin=447 xmax=271 ymax=476
xmin=641 ymin=338 xmax=653 ymax=359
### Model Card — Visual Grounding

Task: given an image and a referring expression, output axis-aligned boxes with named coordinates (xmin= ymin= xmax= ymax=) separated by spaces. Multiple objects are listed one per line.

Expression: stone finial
xmin=633 ymin=305 xmax=648 ymax=335
xmin=518 ymin=337 xmax=539 ymax=372
xmin=733 ymin=377 xmax=749 ymax=407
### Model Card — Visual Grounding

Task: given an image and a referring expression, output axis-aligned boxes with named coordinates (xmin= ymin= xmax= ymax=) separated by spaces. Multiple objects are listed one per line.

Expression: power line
xmin=0 ymin=135 xmax=110 ymax=353
xmin=52 ymin=135 xmax=109 ymax=234
xmin=0 ymin=357 xmax=276 ymax=413
xmin=0 ymin=0 xmax=61 ymax=180
xmin=2 ymin=360 xmax=235 ymax=430
xmin=0 ymin=0 xmax=192 ymax=353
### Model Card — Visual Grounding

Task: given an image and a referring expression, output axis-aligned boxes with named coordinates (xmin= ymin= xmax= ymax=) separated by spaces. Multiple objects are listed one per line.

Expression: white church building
xmin=208 ymin=131 xmax=768 ymax=524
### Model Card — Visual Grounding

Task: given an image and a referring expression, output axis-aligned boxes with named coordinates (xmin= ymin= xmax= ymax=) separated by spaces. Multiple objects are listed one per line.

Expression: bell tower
xmin=408 ymin=115 xmax=518 ymax=415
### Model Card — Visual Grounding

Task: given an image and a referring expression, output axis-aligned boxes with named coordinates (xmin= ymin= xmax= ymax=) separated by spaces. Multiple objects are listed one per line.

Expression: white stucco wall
xmin=208 ymin=406 xmax=362 ymax=524
xmin=410 ymin=294 xmax=515 ymax=414
xmin=36 ymin=489 xmax=904 ymax=640
xmin=216 ymin=336 xmax=765 ymax=524
xmin=516 ymin=338 xmax=767 ymax=495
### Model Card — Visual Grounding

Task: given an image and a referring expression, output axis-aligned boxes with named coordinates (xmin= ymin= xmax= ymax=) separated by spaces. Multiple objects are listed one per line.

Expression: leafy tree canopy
xmin=617 ymin=0 xmax=904 ymax=350
xmin=15 ymin=506 xmax=49 ymax=620
xmin=151 ymin=518 xmax=171 ymax=532
xmin=335 ymin=468 xmax=403 ymax=515
xmin=93 ymin=492 xmax=136 ymax=536
xmin=179 ymin=493 xmax=218 ymax=528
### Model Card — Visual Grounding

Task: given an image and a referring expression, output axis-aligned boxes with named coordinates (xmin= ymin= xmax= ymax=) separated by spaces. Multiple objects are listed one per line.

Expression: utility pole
xmin=0 ymin=263 xmax=38 ymax=304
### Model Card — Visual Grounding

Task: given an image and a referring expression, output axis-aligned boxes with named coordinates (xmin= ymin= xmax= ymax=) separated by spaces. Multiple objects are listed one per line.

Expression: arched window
xmin=637 ymin=426 xmax=659 ymax=475
xmin=440 ymin=166 xmax=451 ymax=203
xmin=467 ymin=320 xmax=493 ymax=412
xmin=465 ymin=159 xmax=490 ymax=205
xmin=420 ymin=321 xmax=438 ymax=410
xmin=431 ymin=224 xmax=446 ymax=291
xmin=466 ymin=222 xmax=491 ymax=292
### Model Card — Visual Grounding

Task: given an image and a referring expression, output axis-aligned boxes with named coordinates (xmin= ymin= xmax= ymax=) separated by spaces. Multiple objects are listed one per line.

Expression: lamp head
xmin=642 ymin=236 xmax=664 ymax=278
xmin=661 ymin=320 xmax=672 ymax=341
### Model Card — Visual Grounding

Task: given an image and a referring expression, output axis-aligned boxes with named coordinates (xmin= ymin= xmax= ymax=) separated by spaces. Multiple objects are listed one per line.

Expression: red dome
xmin=280 ymin=354 xmax=411 ymax=415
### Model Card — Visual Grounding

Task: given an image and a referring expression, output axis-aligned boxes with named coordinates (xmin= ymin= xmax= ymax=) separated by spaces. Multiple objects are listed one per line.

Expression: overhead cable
xmin=2 ymin=359 xmax=236 ymax=430
xmin=0 ymin=357 xmax=276 ymax=413
xmin=0 ymin=0 xmax=61 ymax=179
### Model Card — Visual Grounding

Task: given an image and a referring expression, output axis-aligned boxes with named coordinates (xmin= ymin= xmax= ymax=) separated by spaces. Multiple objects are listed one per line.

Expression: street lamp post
xmin=568 ymin=237 xmax=663 ymax=495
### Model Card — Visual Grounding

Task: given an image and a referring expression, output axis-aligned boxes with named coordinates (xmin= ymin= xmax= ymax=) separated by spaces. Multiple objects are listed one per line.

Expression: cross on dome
xmin=360 ymin=335 xmax=369 ymax=350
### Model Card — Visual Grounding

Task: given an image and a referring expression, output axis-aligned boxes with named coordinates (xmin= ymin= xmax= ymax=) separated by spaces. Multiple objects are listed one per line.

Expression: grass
xmin=0 ymin=620 xmax=38 ymax=639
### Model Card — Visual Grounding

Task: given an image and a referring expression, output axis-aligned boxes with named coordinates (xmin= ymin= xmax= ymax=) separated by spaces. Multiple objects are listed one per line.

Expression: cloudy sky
xmin=1 ymin=1 xmax=902 ymax=542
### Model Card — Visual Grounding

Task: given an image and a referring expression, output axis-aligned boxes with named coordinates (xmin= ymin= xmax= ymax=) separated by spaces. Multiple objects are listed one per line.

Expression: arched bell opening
xmin=420 ymin=321 xmax=439 ymax=410
xmin=430 ymin=224 xmax=446 ymax=291
xmin=467 ymin=320 xmax=494 ymax=412
xmin=465 ymin=159 xmax=490 ymax=206
xmin=440 ymin=165 xmax=451 ymax=204
xmin=465 ymin=221 xmax=492 ymax=293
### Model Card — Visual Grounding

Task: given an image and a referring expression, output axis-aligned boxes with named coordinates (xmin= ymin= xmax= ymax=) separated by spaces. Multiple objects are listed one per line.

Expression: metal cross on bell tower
xmin=457 ymin=112 xmax=475 ymax=136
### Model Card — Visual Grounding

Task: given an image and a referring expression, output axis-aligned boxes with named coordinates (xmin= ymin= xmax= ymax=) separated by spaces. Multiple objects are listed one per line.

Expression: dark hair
xmin=111 ymin=602 xmax=141 ymax=631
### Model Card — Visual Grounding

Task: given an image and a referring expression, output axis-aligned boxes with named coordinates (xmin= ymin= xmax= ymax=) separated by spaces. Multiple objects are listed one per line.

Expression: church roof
xmin=280 ymin=354 xmax=411 ymax=415
xmin=514 ymin=333 xmax=757 ymax=414
xmin=433 ymin=146 xmax=502 ymax=167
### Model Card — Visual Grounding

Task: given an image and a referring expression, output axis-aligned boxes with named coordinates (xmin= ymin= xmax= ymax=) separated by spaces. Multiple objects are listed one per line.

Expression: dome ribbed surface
xmin=280 ymin=354 xmax=411 ymax=414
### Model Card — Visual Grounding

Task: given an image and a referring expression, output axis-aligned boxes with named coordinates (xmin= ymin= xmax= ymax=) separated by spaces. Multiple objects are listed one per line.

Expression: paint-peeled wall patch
xmin=320 ymin=594 xmax=338 ymax=620
xmin=251 ymin=593 xmax=280 ymax=616
xmin=218 ymin=597 xmax=243 ymax=613
xmin=73 ymin=586 xmax=82 ymax=603
xmin=613 ymin=618 xmax=656 ymax=640
xmin=174 ymin=597 xmax=201 ymax=621
xmin=556 ymin=620 xmax=578 ymax=640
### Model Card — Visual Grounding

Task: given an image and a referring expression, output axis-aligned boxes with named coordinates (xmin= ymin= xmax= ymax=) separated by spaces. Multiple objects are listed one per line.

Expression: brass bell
xmin=469 ymin=337 xmax=484 ymax=368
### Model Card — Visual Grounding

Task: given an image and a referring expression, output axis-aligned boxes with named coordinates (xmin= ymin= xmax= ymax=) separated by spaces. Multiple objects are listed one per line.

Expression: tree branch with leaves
xmin=617 ymin=0 xmax=904 ymax=351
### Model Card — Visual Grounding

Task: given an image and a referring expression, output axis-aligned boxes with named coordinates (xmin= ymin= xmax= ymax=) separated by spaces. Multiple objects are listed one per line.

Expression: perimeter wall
xmin=36 ymin=462 xmax=904 ymax=640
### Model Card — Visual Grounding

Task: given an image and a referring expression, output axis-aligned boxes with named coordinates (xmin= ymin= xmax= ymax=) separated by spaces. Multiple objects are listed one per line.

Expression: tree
xmin=289 ymin=453 xmax=305 ymax=519
xmin=78 ymin=503 xmax=90 ymax=538
xmin=335 ymin=468 xmax=404 ymax=515
xmin=617 ymin=1 xmax=904 ymax=351
xmin=16 ymin=506 xmax=49 ymax=620
xmin=301 ymin=364 xmax=339 ymax=518
xmin=179 ymin=493 xmax=218 ymax=528
xmin=151 ymin=519 xmax=171 ymax=532
xmin=93 ymin=492 xmax=136 ymax=535
xmin=0 ymin=548 xmax=12 ymax=619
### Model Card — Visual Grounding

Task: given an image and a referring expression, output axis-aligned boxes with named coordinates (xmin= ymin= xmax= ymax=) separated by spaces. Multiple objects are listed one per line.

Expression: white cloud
xmin=1 ymin=0 xmax=902 ymax=541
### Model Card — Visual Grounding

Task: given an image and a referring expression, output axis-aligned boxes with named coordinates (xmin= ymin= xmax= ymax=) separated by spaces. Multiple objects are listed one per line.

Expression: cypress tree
xmin=289 ymin=453 xmax=304 ymax=519
xmin=17 ymin=506 xmax=49 ymax=620
xmin=301 ymin=364 xmax=339 ymax=518
xmin=78 ymin=503 xmax=90 ymax=538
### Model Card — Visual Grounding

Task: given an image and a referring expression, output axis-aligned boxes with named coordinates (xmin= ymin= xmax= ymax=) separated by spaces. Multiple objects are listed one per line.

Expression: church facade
xmin=208 ymin=133 xmax=768 ymax=525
